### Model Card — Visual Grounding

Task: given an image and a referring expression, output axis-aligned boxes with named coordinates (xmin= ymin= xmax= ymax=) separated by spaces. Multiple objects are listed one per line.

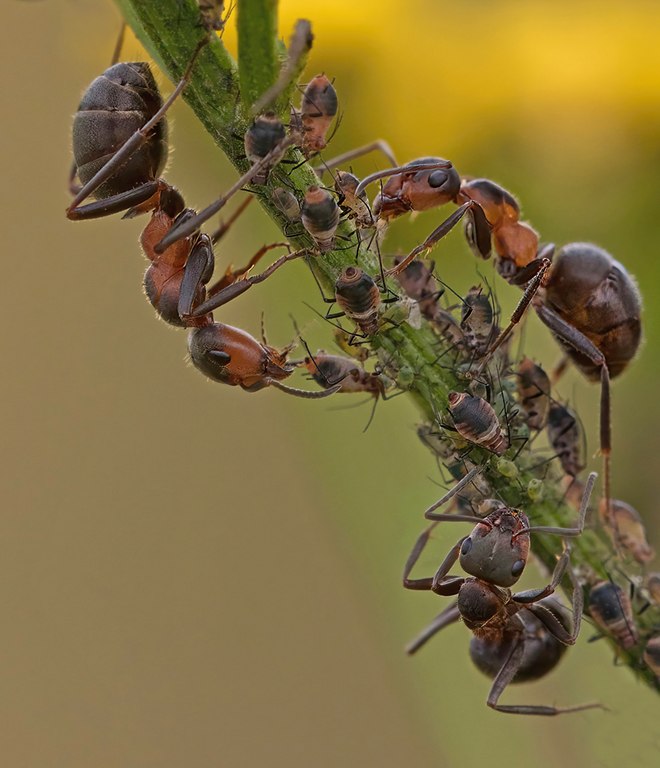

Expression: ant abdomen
xmin=72 ymin=62 xmax=167 ymax=198
xmin=470 ymin=599 xmax=569 ymax=683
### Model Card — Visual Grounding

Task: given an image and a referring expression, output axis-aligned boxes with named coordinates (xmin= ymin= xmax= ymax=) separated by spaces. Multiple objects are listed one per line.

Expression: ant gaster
xmin=403 ymin=472 xmax=601 ymax=715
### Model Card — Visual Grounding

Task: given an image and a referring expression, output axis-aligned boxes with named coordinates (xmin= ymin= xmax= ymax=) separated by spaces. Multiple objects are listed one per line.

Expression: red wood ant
xmin=403 ymin=472 xmax=601 ymax=715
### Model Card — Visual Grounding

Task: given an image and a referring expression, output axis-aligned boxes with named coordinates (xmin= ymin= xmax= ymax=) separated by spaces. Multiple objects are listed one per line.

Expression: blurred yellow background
xmin=1 ymin=0 xmax=659 ymax=766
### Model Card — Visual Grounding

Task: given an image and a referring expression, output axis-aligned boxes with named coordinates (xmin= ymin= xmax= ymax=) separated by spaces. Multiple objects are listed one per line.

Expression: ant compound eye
xmin=511 ymin=560 xmax=525 ymax=578
xmin=427 ymin=170 xmax=449 ymax=189
xmin=461 ymin=538 xmax=473 ymax=556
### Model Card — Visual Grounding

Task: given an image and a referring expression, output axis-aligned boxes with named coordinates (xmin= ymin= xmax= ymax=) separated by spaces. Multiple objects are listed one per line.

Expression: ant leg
xmin=206 ymin=241 xmax=291 ymax=296
xmin=486 ymin=621 xmax=602 ymax=715
xmin=384 ymin=200 xmax=489 ymax=277
xmin=424 ymin=466 xmax=484 ymax=518
xmin=319 ymin=140 xmax=398 ymax=174
xmin=405 ymin=602 xmax=461 ymax=655
xmin=156 ymin=135 xmax=296 ymax=251
xmin=517 ymin=471 xmax=597 ymax=538
xmin=209 ymin=195 xmax=254 ymax=245
xmin=178 ymin=234 xmax=215 ymax=319
xmin=354 ymin=160 xmax=453 ymax=198
xmin=402 ymin=524 xmax=464 ymax=595
xmin=472 ymin=259 xmax=550 ymax=378
xmin=189 ymin=248 xmax=308 ymax=317
xmin=66 ymin=36 xmax=210 ymax=219
xmin=536 ymin=304 xmax=614 ymax=536
xmin=268 ymin=379 xmax=341 ymax=399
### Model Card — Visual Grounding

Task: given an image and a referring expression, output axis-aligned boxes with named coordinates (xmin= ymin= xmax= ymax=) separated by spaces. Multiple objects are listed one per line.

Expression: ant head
xmin=459 ymin=507 xmax=530 ymax=587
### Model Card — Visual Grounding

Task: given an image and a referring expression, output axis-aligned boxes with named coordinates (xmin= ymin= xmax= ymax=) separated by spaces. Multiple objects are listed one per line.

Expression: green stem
xmin=113 ymin=0 xmax=659 ymax=694
xmin=237 ymin=0 xmax=280 ymax=111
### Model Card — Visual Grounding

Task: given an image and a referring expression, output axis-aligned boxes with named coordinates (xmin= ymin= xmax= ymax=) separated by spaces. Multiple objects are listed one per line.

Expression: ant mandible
xmin=403 ymin=472 xmax=603 ymax=715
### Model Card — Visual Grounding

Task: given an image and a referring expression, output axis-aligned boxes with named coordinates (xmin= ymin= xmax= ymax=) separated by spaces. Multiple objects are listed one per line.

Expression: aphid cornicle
xmin=588 ymin=580 xmax=638 ymax=650
xmin=188 ymin=322 xmax=339 ymax=398
xmin=516 ymin=357 xmax=551 ymax=431
xmin=334 ymin=266 xmax=381 ymax=337
xmin=301 ymin=185 xmax=341 ymax=251
xmin=546 ymin=402 xmax=584 ymax=478
xmin=403 ymin=473 xmax=600 ymax=715
xmin=447 ymin=392 xmax=508 ymax=455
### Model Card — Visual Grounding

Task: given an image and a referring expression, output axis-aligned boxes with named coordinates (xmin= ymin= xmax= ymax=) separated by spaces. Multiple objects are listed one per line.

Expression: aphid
xmin=272 ymin=186 xmax=301 ymax=222
xmin=461 ymin=286 xmax=498 ymax=357
xmin=403 ymin=472 xmax=600 ymax=715
xmin=546 ymin=402 xmax=584 ymax=478
xmin=244 ymin=113 xmax=289 ymax=184
xmin=188 ymin=322 xmax=340 ymax=398
xmin=643 ymin=634 xmax=660 ymax=680
xmin=67 ymin=39 xmax=208 ymax=221
xmin=296 ymin=74 xmax=338 ymax=157
xmin=334 ymin=266 xmax=382 ymax=337
xmin=447 ymin=392 xmax=508 ymax=455
xmin=300 ymin=185 xmax=341 ymax=251
xmin=334 ymin=171 xmax=374 ymax=229
xmin=588 ymin=580 xmax=638 ymax=650
xmin=598 ymin=499 xmax=655 ymax=565
xmin=516 ymin=357 xmax=551 ymax=431
xmin=304 ymin=351 xmax=386 ymax=396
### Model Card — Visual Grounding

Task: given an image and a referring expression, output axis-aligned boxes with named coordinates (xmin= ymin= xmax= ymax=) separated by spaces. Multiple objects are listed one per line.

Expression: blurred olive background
xmin=2 ymin=0 xmax=659 ymax=766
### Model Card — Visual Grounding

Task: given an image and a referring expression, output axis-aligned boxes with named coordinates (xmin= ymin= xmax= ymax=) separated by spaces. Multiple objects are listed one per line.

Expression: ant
xmin=403 ymin=472 xmax=602 ymax=715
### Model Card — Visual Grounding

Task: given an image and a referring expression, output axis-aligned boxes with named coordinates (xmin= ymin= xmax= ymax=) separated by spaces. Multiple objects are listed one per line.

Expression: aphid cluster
xmin=67 ymin=9 xmax=657 ymax=713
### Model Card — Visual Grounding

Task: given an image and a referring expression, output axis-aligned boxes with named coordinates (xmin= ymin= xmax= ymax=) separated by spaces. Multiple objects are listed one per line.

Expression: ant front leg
xmin=402 ymin=523 xmax=466 ymax=595
xmin=319 ymin=140 xmax=398 ymax=174
xmin=385 ymin=200 xmax=491 ymax=277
